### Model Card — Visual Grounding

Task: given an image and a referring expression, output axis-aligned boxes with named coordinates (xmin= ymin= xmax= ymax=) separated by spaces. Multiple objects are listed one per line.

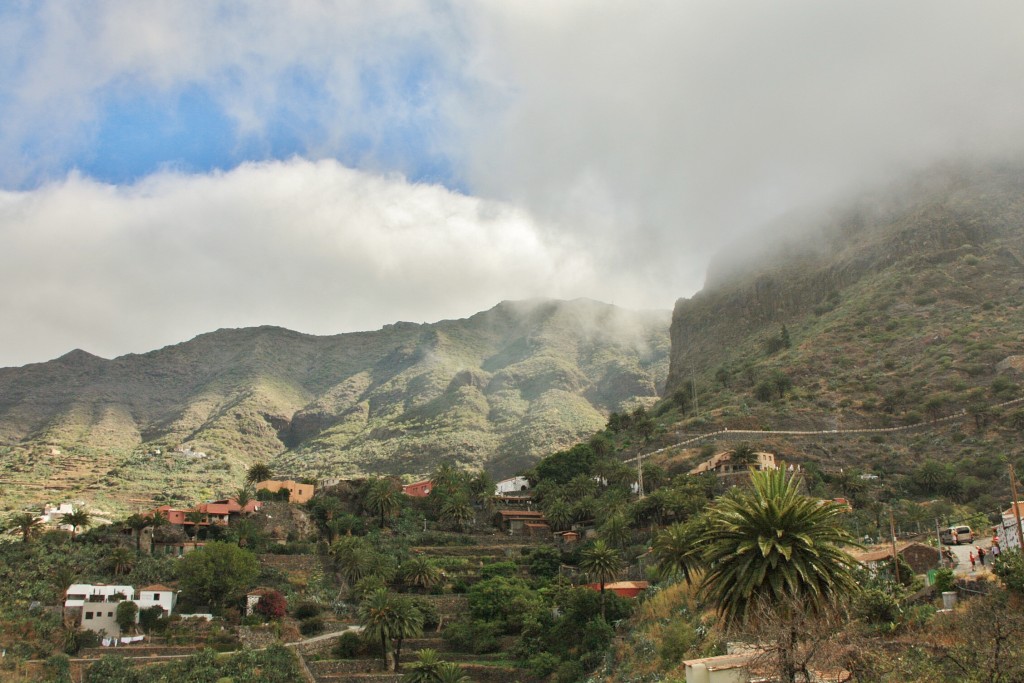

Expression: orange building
xmin=255 ymin=479 xmax=315 ymax=504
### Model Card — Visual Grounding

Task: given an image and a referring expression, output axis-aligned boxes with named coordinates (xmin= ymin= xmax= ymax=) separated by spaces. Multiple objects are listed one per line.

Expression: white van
xmin=940 ymin=525 xmax=973 ymax=545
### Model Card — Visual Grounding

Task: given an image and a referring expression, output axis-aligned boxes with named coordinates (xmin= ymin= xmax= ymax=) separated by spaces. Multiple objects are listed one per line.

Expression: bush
xmin=255 ymin=590 xmax=287 ymax=619
xmin=528 ymin=546 xmax=562 ymax=579
xmin=138 ymin=605 xmax=169 ymax=634
xmin=299 ymin=617 xmax=324 ymax=636
xmin=527 ymin=651 xmax=561 ymax=678
xmin=442 ymin=619 xmax=502 ymax=654
xmin=412 ymin=597 xmax=440 ymax=630
xmin=556 ymin=660 xmax=585 ymax=683
xmin=480 ymin=561 xmax=518 ymax=579
xmin=933 ymin=567 xmax=956 ymax=593
xmin=334 ymin=631 xmax=365 ymax=658
xmin=292 ymin=602 xmax=322 ymax=620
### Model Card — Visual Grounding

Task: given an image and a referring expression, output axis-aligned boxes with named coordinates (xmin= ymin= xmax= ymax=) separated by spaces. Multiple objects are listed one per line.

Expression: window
xmin=85 ymin=612 xmax=93 ymax=619
xmin=108 ymin=612 xmax=113 ymax=617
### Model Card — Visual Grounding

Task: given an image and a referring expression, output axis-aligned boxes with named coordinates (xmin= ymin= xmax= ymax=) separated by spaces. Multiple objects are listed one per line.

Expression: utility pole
xmin=890 ymin=509 xmax=900 ymax=585
xmin=1009 ymin=464 xmax=1024 ymax=551
xmin=935 ymin=518 xmax=945 ymax=568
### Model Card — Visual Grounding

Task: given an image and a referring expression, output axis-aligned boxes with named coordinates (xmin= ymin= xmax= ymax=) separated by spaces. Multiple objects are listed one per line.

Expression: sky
xmin=2 ymin=1 xmax=1024 ymax=368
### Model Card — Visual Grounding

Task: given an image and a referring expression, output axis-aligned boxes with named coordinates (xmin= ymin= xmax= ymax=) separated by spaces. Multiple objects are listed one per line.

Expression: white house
xmin=65 ymin=583 xmax=177 ymax=637
xmin=495 ymin=476 xmax=531 ymax=495
xmin=64 ymin=584 xmax=135 ymax=637
xmin=136 ymin=584 xmax=177 ymax=615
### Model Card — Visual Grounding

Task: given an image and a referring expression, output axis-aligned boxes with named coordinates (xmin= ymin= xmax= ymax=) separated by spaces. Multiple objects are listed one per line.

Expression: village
xmin=4 ymin=441 xmax=1024 ymax=683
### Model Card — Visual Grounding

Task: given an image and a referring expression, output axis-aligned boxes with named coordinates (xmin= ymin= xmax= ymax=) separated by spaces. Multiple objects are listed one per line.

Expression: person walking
xmin=978 ymin=546 xmax=987 ymax=567
xmin=992 ymin=543 xmax=1001 ymax=562
xmin=969 ymin=551 xmax=976 ymax=571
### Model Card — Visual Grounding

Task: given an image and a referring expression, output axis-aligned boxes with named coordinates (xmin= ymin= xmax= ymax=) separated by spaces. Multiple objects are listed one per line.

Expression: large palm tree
xmin=599 ymin=512 xmax=631 ymax=550
xmin=579 ymin=539 xmax=622 ymax=619
xmin=701 ymin=468 xmax=859 ymax=629
xmin=10 ymin=512 xmax=43 ymax=543
xmin=63 ymin=509 xmax=91 ymax=540
xmin=246 ymin=462 xmax=272 ymax=484
xmin=544 ymin=499 xmax=573 ymax=532
xmin=332 ymin=537 xmax=377 ymax=588
xmin=365 ymin=478 xmax=401 ymax=528
xmin=358 ymin=589 xmax=423 ymax=671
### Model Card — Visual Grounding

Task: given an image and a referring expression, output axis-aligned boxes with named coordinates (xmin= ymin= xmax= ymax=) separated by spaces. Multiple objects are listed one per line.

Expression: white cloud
xmin=0 ymin=159 xmax=614 ymax=367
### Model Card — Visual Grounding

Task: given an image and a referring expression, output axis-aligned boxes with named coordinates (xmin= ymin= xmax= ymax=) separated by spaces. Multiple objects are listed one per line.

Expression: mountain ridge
xmin=0 ymin=298 xmax=670 ymax=512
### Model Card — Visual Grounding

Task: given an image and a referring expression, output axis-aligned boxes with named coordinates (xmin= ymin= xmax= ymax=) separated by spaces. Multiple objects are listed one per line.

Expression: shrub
xmin=556 ymin=660 xmax=585 ymax=683
xmin=411 ymin=597 xmax=440 ymax=630
xmin=138 ymin=605 xmax=168 ymax=634
xmin=334 ymin=631 xmax=365 ymax=658
xmin=933 ymin=568 xmax=956 ymax=594
xmin=300 ymin=616 xmax=324 ymax=636
xmin=255 ymin=590 xmax=287 ymax=620
xmin=527 ymin=652 xmax=561 ymax=678
xmin=292 ymin=602 xmax=322 ymax=621
xmin=442 ymin=619 xmax=502 ymax=654
xmin=480 ymin=561 xmax=518 ymax=579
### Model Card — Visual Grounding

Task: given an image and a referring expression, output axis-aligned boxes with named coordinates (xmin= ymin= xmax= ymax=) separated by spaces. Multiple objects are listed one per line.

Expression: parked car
xmin=940 ymin=525 xmax=973 ymax=545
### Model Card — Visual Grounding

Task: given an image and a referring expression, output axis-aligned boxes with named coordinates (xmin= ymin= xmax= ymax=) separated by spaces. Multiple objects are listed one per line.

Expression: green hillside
xmin=0 ymin=299 xmax=669 ymax=514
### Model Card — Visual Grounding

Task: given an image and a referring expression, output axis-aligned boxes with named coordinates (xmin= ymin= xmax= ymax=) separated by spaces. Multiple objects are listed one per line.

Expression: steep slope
xmin=650 ymin=162 xmax=1024 ymax=508
xmin=0 ymin=299 xmax=668 ymax=512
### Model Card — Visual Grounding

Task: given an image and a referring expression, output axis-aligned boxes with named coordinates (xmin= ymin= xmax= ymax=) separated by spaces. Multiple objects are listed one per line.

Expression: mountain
xmin=0 ymin=299 xmax=669 ymax=512
xmin=652 ymin=161 xmax=1024 ymax=504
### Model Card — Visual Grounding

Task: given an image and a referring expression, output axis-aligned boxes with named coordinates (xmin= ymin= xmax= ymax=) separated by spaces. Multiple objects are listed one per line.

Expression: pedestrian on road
xmin=969 ymin=551 xmax=976 ymax=571
xmin=978 ymin=546 xmax=986 ymax=566
xmin=993 ymin=544 xmax=1001 ymax=561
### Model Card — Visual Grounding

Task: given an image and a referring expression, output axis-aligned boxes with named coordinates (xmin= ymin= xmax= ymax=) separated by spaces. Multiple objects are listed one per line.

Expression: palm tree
xmin=390 ymin=595 xmax=424 ymax=671
xmin=544 ymin=499 xmax=573 ymax=532
xmin=63 ymin=509 xmax=91 ymax=540
xmin=434 ymin=662 xmax=471 ymax=683
xmin=701 ymin=468 xmax=859 ymax=630
xmin=599 ymin=512 xmax=631 ymax=550
xmin=124 ymin=514 xmax=149 ymax=552
xmin=332 ymin=538 xmax=376 ymax=588
xmin=651 ymin=518 xmax=703 ymax=583
xmin=246 ymin=462 xmax=272 ymax=484
xmin=440 ymin=496 xmax=475 ymax=532
xmin=10 ymin=512 xmax=43 ymax=543
xmin=108 ymin=547 xmax=136 ymax=576
xmin=405 ymin=648 xmax=444 ymax=683
xmin=235 ymin=484 xmax=254 ymax=510
xmin=365 ymin=478 xmax=401 ymax=528
xmin=579 ymin=539 xmax=622 ymax=619
xmin=401 ymin=556 xmax=443 ymax=592
xmin=358 ymin=589 xmax=423 ymax=671
xmin=185 ymin=510 xmax=205 ymax=540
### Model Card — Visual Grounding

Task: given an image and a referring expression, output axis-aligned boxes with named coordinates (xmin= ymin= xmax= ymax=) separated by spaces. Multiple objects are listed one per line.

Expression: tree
xmin=247 ymin=462 xmax=272 ymax=484
xmin=10 ymin=512 xmax=43 ymax=543
xmin=434 ymin=662 xmax=471 ymax=683
xmin=651 ymin=518 xmax=703 ymax=583
xmin=331 ymin=537 xmax=377 ymax=589
xmin=235 ymin=484 xmax=254 ymax=510
xmin=599 ymin=513 xmax=631 ymax=550
xmin=107 ymin=547 xmax=136 ymax=576
xmin=184 ymin=510 xmax=206 ymax=540
xmin=544 ymin=499 xmax=573 ymax=532
xmin=115 ymin=601 xmax=138 ymax=634
xmin=358 ymin=589 xmax=423 ymax=671
xmin=402 ymin=556 xmax=443 ymax=592
xmin=365 ymin=478 xmax=402 ymax=528
xmin=176 ymin=541 xmax=259 ymax=608
xmin=405 ymin=648 xmax=444 ymax=683
xmin=440 ymin=495 xmax=475 ymax=532
xmin=579 ymin=540 xmax=622 ymax=619
xmin=63 ymin=510 xmax=91 ymax=540
xmin=701 ymin=468 xmax=859 ymax=627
